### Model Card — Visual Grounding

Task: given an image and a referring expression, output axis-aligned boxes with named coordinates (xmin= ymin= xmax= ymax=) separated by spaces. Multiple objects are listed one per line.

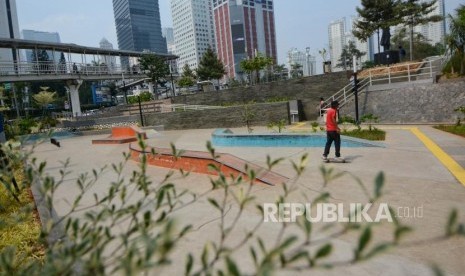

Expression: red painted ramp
xmin=92 ymin=126 xmax=147 ymax=144
xmin=129 ymin=144 xmax=289 ymax=186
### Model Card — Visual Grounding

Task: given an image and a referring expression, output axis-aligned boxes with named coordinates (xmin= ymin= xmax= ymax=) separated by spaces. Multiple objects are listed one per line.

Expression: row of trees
xmin=353 ymin=0 xmax=442 ymax=61
xmin=149 ymin=48 xmax=284 ymax=93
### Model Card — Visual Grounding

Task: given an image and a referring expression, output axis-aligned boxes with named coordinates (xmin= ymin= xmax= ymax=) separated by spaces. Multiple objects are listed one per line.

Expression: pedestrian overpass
xmin=0 ymin=38 xmax=177 ymax=116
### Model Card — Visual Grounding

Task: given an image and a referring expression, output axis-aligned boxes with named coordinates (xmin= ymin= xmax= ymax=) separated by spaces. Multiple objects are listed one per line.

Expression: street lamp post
xmin=169 ymin=64 xmax=176 ymax=97
xmin=353 ymin=55 xmax=359 ymax=124
xmin=305 ymin=47 xmax=310 ymax=76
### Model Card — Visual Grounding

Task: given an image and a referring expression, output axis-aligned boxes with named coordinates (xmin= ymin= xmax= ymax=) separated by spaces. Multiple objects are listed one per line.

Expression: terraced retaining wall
xmin=340 ymin=78 xmax=465 ymax=123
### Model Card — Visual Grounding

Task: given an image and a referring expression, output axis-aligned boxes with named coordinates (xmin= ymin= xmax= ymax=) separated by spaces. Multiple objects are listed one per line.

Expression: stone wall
xmin=340 ymin=79 xmax=465 ymax=123
xmin=172 ymin=72 xmax=349 ymax=120
xmin=143 ymin=102 xmax=289 ymax=130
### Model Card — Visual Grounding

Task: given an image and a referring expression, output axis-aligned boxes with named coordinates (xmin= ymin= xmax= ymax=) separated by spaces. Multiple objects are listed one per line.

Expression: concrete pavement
xmin=30 ymin=125 xmax=465 ymax=275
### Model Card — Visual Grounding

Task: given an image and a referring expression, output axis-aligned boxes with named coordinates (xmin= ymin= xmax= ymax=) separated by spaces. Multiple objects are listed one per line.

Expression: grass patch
xmin=0 ymin=165 xmax=44 ymax=270
xmin=434 ymin=125 xmax=465 ymax=138
xmin=342 ymin=128 xmax=386 ymax=141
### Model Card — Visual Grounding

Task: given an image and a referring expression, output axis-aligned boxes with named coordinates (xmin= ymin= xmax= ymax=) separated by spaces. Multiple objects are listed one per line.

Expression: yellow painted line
xmin=410 ymin=127 xmax=465 ymax=187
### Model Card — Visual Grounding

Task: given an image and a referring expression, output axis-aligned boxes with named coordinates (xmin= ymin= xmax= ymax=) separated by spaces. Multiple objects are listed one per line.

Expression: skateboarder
xmin=322 ymin=100 xmax=344 ymax=162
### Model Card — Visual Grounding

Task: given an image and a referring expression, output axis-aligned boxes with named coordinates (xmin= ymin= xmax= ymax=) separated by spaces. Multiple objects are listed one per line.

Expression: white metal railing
xmin=320 ymin=77 xmax=370 ymax=116
xmin=0 ymin=61 xmax=145 ymax=77
xmin=319 ymin=56 xmax=444 ymax=116
xmin=164 ymin=104 xmax=224 ymax=112
xmin=364 ymin=57 xmax=443 ymax=86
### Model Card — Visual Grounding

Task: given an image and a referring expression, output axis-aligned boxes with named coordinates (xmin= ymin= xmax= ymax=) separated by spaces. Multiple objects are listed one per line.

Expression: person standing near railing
xmin=319 ymin=97 xmax=325 ymax=117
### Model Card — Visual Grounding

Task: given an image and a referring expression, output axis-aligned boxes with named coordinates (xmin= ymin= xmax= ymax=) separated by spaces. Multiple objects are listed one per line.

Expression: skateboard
xmin=323 ymin=158 xmax=348 ymax=163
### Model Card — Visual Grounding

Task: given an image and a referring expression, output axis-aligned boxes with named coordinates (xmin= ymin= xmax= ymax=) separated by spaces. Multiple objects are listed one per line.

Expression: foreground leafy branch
xmin=0 ymin=137 xmax=463 ymax=275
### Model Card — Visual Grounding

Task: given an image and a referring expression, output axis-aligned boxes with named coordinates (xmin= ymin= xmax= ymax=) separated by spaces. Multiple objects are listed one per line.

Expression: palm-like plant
xmin=240 ymin=53 xmax=273 ymax=84
xmin=445 ymin=4 xmax=465 ymax=75
xmin=33 ymin=87 xmax=56 ymax=116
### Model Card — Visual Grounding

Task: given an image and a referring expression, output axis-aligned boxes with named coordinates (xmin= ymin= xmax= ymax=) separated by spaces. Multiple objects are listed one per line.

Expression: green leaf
xmin=156 ymin=189 xmax=165 ymax=209
xmin=357 ymin=227 xmax=372 ymax=257
xmin=315 ymin=244 xmax=332 ymax=259
xmin=250 ymin=247 xmax=258 ymax=267
xmin=446 ymin=209 xmax=458 ymax=236
xmin=207 ymin=198 xmax=221 ymax=211
xmin=225 ymin=257 xmax=240 ymax=276
xmin=374 ymin=172 xmax=384 ymax=200
xmin=364 ymin=243 xmax=391 ymax=259
xmin=201 ymin=244 xmax=209 ymax=269
xmin=185 ymin=253 xmax=193 ymax=276
xmin=288 ymin=251 xmax=309 ymax=264
xmin=394 ymin=226 xmax=412 ymax=243
xmin=278 ymin=236 xmax=298 ymax=251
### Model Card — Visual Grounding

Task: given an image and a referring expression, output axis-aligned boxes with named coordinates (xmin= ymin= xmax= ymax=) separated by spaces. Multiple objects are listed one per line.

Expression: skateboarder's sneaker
xmin=322 ymin=155 xmax=329 ymax=162
xmin=334 ymin=157 xmax=345 ymax=162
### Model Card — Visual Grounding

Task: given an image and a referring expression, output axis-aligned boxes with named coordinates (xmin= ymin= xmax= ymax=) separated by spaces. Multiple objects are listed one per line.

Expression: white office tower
xmin=328 ymin=17 xmax=373 ymax=71
xmin=415 ymin=0 xmax=446 ymax=45
xmin=328 ymin=18 xmax=346 ymax=72
xmin=99 ymin=38 xmax=117 ymax=69
xmin=22 ymin=30 xmax=62 ymax=62
xmin=0 ymin=0 xmax=20 ymax=62
xmin=348 ymin=16 xmax=373 ymax=65
xmin=287 ymin=48 xmax=316 ymax=77
xmin=171 ymin=0 xmax=216 ymax=70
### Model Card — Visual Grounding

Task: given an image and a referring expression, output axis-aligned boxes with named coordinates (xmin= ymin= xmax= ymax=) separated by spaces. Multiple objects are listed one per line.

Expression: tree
xmin=336 ymin=41 xmax=366 ymax=70
xmin=0 ymin=86 xmax=8 ymax=111
xmin=196 ymin=48 xmax=225 ymax=89
xmin=139 ymin=54 xmax=170 ymax=99
xmin=33 ymin=87 xmax=56 ymax=116
xmin=274 ymin=64 xmax=287 ymax=81
xmin=177 ymin=64 xmax=196 ymax=88
xmin=290 ymin=63 xmax=303 ymax=78
xmin=59 ymin=52 xmax=67 ymax=73
xmin=392 ymin=27 xmax=444 ymax=60
xmin=353 ymin=0 xmax=403 ymax=62
xmin=445 ymin=4 xmax=465 ymax=75
xmin=399 ymin=0 xmax=443 ymax=61
xmin=240 ymin=53 xmax=273 ymax=84
xmin=31 ymin=49 xmax=53 ymax=73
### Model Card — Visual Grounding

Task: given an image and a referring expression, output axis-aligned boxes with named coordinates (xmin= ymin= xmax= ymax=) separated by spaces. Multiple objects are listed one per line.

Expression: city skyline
xmin=14 ymin=0 xmax=464 ymax=73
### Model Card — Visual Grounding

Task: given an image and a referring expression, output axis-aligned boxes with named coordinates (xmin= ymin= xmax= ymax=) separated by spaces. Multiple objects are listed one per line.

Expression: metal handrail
xmin=319 ymin=56 xmax=444 ymax=117
xmin=0 ymin=61 xmax=142 ymax=77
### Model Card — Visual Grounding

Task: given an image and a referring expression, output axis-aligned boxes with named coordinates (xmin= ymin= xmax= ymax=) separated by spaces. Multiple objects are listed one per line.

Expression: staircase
xmin=320 ymin=56 xmax=445 ymax=115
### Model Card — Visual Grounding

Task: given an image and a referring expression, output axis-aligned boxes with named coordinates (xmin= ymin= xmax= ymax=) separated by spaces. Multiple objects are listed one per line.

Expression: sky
xmin=15 ymin=0 xmax=463 ymax=71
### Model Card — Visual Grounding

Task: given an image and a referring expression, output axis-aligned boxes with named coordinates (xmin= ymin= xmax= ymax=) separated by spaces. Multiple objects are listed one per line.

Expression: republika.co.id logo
xmin=263 ymin=203 xmax=394 ymax=223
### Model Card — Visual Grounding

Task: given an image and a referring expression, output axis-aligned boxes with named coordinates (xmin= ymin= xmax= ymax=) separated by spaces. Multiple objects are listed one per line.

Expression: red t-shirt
xmin=326 ymin=108 xmax=338 ymax=131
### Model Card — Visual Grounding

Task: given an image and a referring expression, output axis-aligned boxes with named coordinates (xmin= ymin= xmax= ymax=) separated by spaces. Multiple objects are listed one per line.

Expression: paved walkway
xmin=30 ymin=125 xmax=465 ymax=275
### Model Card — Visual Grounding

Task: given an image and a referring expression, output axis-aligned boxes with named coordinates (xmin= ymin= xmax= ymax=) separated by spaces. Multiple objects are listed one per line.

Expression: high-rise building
xmin=415 ymin=0 xmax=446 ymax=45
xmin=112 ymin=0 xmax=167 ymax=54
xmin=99 ymin=38 xmax=117 ymax=68
xmin=328 ymin=18 xmax=345 ymax=72
xmin=213 ymin=0 xmax=277 ymax=80
xmin=22 ymin=30 xmax=61 ymax=62
xmin=162 ymin=27 xmax=175 ymax=54
xmin=0 ymin=0 xmax=20 ymax=62
xmin=171 ymin=0 xmax=215 ymax=71
xmin=287 ymin=47 xmax=316 ymax=77
xmin=328 ymin=17 xmax=372 ymax=72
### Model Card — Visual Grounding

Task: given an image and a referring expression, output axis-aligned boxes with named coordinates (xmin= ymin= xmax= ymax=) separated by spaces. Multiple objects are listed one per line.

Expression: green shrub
xmin=267 ymin=119 xmax=286 ymax=133
xmin=434 ymin=125 xmax=465 ymax=138
xmin=342 ymin=128 xmax=386 ymax=140
xmin=127 ymin=91 xmax=153 ymax=104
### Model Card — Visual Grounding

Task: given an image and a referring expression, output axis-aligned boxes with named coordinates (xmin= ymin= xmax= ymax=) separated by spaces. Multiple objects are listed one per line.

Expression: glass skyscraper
xmin=112 ymin=0 xmax=167 ymax=54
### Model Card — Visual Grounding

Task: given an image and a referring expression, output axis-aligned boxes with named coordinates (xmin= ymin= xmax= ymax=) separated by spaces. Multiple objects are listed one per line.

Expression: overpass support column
xmin=65 ymin=79 xmax=83 ymax=117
